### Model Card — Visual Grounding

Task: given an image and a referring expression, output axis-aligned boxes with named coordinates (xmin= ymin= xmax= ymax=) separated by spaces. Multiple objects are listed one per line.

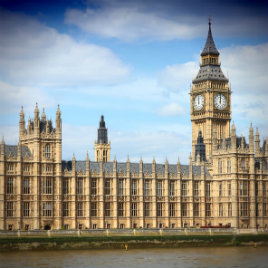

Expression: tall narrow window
xmin=228 ymin=182 xmax=231 ymax=197
xmin=182 ymin=182 xmax=187 ymax=197
xmin=91 ymin=202 xmax=97 ymax=216
xmin=219 ymin=203 xmax=223 ymax=217
xmin=240 ymin=181 xmax=248 ymax=196
xmin=169 ymin=203 xmax=175 ymax=217
xmin=118 ymin=202 xmax=124 ymax=217
xmin=144 ymin=203 xmax=150 ymax=217
xmin=218 ymin=160 xmax=222 ymax=174
xmin=228 ymin=203 xmax=232 ymax=217
xmin=194 ymin=182 xmax=199 ymax=197
xmin=194 ymin=203 xmax=199 ymax=216
xmin=63 ymin=179 xmax=70 ymax=195
xmin=104 ymin=179 xmax=111 ymax=195
xmin=205 ymin=182 xmax=211 ymax=197
xmin=43 ymin=202 xmax=52 ymax=217
xmin=157 ymin=203 xmax=163 ymax=217
xmin=131 ymin=180 xmax=137 ymax=196
xmin=91 ymin=179 xmax=97 ymax=195
xmin=77 ymin=178 xmax=84 ymax=195
xmin=240 ymin=202 xmax=248 ymax=216
xmin=205 ymin=203 xmax=211 ymax=217
xmin=157 ymin=181 xmax=162 ymax=197
xmin=105 ymin=202 xmax=111 ymax=217
xmin=44 ymin=144 xmax=51 ymax=158
xmin=23 ymin=178 xmax=30 ymax=194
xmin=144 ymin=180 xmax=150 ymax=196
xmin=131 ymin=202 xmax=137 ymax=217
xmin=118 ymin=179 xmax=124 ymax=196
xmin=169 ymin=181 xmax=175 ymax=196
xmin=6 ymin=177 xmax=14 ymax=194
xmin=7 ymin=202 xmax=14 ymax=217
xmin=227 ymin=159 xmax=231 ymax=173
xmin=263 ymin=203 xmax=267 ymax=217
xmin=181 ymin=203 xmax=187 ymax=217
xmin=263 ymin=182 xmax=267 ymax=197
xmin=23 ymin=202 xmax=30 ymax=217
xmin=77 ymin=202 xmax=83 ymax=217
xmin=42 ymin=178 xmax=52 ymax=194
xmin=255 ymin=182 xmax=258 ymax=197
xmin=63 ymin=202 xmax=69 ymax=217
xmin=219 ymin=182 xmax=222 ymax=197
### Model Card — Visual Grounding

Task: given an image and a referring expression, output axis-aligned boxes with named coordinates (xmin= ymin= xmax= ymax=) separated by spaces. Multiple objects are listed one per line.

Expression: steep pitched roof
xmin=201 ymin=21 xmax=219 ymax=56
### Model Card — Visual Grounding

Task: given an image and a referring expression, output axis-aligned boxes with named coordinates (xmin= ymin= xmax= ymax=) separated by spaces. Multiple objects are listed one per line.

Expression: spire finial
xmin=208 ymin=16 xmax=212 ymax=27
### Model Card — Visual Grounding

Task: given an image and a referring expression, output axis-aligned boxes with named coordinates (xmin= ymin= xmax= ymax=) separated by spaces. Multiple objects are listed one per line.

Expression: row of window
xmin=5 ymin=178 xmax=268 ymax=198
xmin=6 ymin=201 xmax=267 ymax=218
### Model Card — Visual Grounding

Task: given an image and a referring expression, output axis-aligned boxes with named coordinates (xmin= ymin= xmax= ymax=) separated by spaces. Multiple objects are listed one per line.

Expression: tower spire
xmin=201 ymin=17 xmax=219 ymax=56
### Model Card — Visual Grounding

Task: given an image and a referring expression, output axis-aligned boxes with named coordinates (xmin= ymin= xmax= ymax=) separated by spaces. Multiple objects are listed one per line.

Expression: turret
xmin=165 ymin=157 xmax=169 ymax=177
xmin=34 ymin=102 xmax=40 ymax=130
xmin=56 ymin=104 xmax=62 ymax=133
xmin=139 ymin=157 xmax=143 ymax=175
xmin=177 ymin=157 xmax=181 ymax=177
xmin=86 ymin=151 xmax=90 ymax=173
xmin=152 ymin=156 xmax=156 ymax=174
xmin=94 ymin=115 xmax=110 ymax=162
xmin=249 ymin=123 xmax=254 ymax=153
xmin=27 ymin=116 xmax=31 ymax=134
xmin=98 ymin=115 xmax=108 ymax=144
xmin=1 ymin=137 xmax=4 ymax=157
xmin=189 ymin=153 xmax=192 ymax=178
xmin=231 ymin=122 xmax=236 ymax=149
xmin=113 ymin=155 xmax=117 ymax=174
xmin=72 ymin=153 xmax=76 ymax=174
xmin=255 ymin=128 xmax=260 ymax=153
xmin=41 ymin=108 xmax=46 ymax=121
xmin=19 ymin=106 xmax=25 ymax=138
xmin=195 ymin=130 xmax=206 ymax=162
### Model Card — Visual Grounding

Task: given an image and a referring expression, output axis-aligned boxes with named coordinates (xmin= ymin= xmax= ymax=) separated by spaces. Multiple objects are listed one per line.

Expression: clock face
xmin=194 ymin=95 xmax=204 ymax=111
xmin=214 ymin=93 xmax=227 ymax=110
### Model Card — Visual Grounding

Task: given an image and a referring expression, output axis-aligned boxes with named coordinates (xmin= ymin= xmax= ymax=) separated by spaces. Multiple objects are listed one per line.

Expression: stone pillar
xmin=151 ymin=159 xmax=157 ymax=228
xmin=189 ymin=154 xmax=194 ymax=227
xmin=17 ymin=143 xmax=22 ymax=230
xmin=85 ymin=153 xmax=90 ymax=229
xmin=139 ymin=158 xmax=144 ymax=228
xmin=99 ymin=161 xmax=104 ymax=228
xmin=113 ymin=157 xmax=118 ymax=228
xmin=126 ymin=159 xmax=131 ymax=228
xmin=200 ymin=163 xmax=206 ymax=226
xmin=71 ymin=155 xmax=77 ymax=229
xmin=164 ymin=159 xmax=169 ymax=228
xmin=0 ymin=139 xmax=5 ymax=229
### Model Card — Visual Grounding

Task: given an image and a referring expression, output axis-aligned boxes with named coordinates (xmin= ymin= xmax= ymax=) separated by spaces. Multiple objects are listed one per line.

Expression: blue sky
xmin=0 ymin=0 xmax=267 ymax=163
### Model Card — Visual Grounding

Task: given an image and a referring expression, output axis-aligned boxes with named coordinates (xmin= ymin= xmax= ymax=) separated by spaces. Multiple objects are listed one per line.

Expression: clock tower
xmin=191 ymin=19 xmax=231 ymax=160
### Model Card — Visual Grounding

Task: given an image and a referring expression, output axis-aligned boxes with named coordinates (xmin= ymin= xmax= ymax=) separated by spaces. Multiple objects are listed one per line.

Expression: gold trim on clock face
xmin=194 ymin=94 xmax=204 ymax=111
xmin=214 ymin=93 xmax=227 ymax=110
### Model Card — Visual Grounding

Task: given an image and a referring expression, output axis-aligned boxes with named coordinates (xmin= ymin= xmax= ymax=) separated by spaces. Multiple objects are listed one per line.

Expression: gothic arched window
xmin=45 ymin=144 xmax=51 ymax=158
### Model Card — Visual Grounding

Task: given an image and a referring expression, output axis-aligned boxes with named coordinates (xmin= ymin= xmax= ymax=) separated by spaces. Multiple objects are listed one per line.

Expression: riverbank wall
xmin=0 ymin=229 xmax=267 ymax=251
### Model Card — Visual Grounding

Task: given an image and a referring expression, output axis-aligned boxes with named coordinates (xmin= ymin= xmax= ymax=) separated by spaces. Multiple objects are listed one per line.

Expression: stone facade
xmin=0 ymin=22 xmax=267 ymax=231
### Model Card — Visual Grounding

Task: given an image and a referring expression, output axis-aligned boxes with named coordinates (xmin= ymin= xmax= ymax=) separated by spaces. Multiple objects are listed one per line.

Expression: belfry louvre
xmin=0 ymin=21 xmax=267 ymax=231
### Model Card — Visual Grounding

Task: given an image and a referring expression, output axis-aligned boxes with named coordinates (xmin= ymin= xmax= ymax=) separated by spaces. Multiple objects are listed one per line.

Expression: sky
xmin=0 ymin=0 xmax=267 ymax=164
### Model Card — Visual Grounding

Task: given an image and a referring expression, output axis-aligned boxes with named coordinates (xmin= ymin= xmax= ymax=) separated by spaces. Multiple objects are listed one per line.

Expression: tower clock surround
xmin=191 ymin=20 xmax=231 ymax=160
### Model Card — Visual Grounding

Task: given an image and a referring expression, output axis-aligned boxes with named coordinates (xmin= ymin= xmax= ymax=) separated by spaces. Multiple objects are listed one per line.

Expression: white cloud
xmin=159 ymin=103 xmax=185 ymax=116
xmin=220 ymin=43 xmax=268 ymax=136
xmin=0 ymin=125 xmax=18 ymax=145
xmin=0 ymin=10 xmax=129 ymax=87
xmin=158 ymin=61 xmax=199 ymax=93
xmin=0 ymin=80 xmax=53 ymax=114
xmin=65 ymin=7 xmax=203 ymax=41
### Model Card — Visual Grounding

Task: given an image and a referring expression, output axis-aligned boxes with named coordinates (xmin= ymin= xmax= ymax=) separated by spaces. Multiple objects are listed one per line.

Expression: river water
xmin=0 ymin=247 xmax=267 ymax=268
